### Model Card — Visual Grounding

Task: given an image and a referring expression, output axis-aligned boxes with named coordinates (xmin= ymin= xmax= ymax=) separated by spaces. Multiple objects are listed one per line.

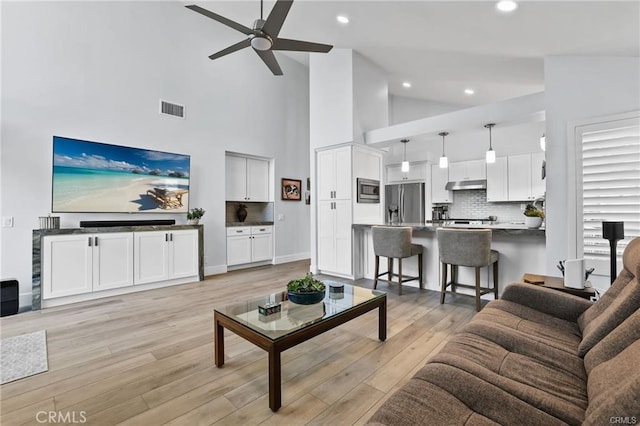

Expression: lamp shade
xmin=486 ymin=149 xmax=496 ymax=164
xmin=439 ymin=156 xmax=448 ymax=168
xmin=401 ymin=161 xmax=410 ymax=172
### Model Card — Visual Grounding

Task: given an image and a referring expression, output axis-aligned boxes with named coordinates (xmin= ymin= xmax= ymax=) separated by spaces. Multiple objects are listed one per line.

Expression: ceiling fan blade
xmin=186 ymin=5 xmax=253 ymax=36
xmin=262 ymin=0 xmax=293 ymax=38
xmin=209 ymin=38 xmax=251 ymax=60
xmin=255 ymin=50 xmax=283 ymax=76
xmin=272 ymin=38 xmax=333 ymax=53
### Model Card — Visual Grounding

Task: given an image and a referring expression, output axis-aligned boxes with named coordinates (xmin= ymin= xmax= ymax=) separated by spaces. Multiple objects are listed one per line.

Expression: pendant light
xmin=401 ymin=139 xmax=410 ymax=172
xmin=484 ymin=123 xmax=496 ymax=164
xmin=438 ymin=132 xmax=449 ymax=168
xmin=540 ymin=134 xmax=546 ymax=151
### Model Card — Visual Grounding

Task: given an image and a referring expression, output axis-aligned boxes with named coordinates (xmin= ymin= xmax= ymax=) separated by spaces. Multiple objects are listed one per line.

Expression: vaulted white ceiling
xmin=188 ymin=0 xmax=640 ymax=106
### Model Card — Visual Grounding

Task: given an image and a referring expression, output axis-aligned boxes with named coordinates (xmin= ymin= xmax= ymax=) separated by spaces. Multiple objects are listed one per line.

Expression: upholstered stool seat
xmin=372 ymin=226 xmax=424 ymax=295
xmin=436 ymin=228 xmax=499 ymax=311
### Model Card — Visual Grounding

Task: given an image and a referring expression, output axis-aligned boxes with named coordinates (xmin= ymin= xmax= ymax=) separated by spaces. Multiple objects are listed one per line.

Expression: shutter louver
xmin=580 ymin=119 xmax=640 ymax=272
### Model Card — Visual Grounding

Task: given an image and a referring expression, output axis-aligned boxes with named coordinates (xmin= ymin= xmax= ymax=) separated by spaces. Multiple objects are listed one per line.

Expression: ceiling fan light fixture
xmin=251 ymin=35 xmax=272 ymax=51
xmin=401 ymin=139 xmax=410 ymax=172
xmin=484 ymin=123 xmax=496 ymax=164
xmin=496 ymin=0 xmax=518 ymax=13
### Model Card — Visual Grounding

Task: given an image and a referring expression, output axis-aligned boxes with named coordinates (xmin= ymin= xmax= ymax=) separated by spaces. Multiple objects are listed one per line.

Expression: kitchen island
xmin=352 ymin=223 xmax=545 ymax=299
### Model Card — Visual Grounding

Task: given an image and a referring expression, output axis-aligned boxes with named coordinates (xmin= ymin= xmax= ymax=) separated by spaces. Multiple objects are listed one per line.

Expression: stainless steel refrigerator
xmin=385 ymin=183 xmax=425 ymax=224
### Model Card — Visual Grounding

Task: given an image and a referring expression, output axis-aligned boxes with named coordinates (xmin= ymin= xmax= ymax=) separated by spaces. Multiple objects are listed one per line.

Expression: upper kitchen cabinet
xmin=431 ymin=165 xmax=452 ymax=203
xmin=508 ymin=153 xmax=546 ymax=201
xmin=386 ymin=162 xmax=427 ymax=183
xmin=486 ymin=157 xmax=509 ymax=202
xmin=317 ymin=146 xmax=352 ymax=200
xmin=448 ymin=160 xmax=486 ymax=182
xmin=226 ymin=155 xmax=270 ymax=202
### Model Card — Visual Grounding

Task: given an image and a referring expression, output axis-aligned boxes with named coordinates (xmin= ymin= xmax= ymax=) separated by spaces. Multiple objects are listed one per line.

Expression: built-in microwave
xmin=357 ymin=178 xmax=380 ymax=203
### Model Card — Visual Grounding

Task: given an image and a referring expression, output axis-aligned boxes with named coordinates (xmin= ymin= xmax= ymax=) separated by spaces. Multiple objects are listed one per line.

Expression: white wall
xmin=389 ymin=95 xmax=463 ymax=125
xmin=0 ymin=1 xmax=311 ymax=305
xmin=544 ymin=56 xmax=640 ymax=284
xmin=353 ymin=52 xmax=389 ymax=142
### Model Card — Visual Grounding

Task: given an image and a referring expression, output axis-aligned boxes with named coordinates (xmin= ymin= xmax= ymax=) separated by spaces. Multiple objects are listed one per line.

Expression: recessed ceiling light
xmin=336 ymin=15 xmax=349 ymax=24
xmin=402 ymin=81 xmax=412 ymax=88
xmin=464 ymin=88 xmax=475 ymax=95
xmin=496 ymin=1 xmax=518 ymax=13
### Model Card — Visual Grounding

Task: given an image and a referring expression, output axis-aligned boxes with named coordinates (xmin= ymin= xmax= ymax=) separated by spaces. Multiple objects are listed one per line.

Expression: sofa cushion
xmin=583 ymin=339 xmax=640 ymax=426
xmin=475 ymin=300 xmax=582 ymax=354
xmin=584 ymin=308 xmax=640 ymax=375
xmin=577 ymin=276 xmax=640 ymax=357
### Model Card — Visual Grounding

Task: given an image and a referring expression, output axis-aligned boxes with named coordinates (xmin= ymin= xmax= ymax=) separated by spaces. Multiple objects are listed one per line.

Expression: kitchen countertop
xmin=353 ymin=222 xmax=545 ymax=235
xmin=226 ymin=221 xmax=274 ymax=227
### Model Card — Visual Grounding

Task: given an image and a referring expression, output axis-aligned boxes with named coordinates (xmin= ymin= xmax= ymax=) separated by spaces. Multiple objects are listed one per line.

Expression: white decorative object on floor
xmin=0 ymin=330 xmax=48 ymax=384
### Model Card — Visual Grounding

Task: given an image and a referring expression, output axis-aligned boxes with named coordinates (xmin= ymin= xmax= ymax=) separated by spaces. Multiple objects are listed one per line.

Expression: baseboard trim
xmin=204 ymin=264 xmax=228 ymax=276
xmin=273 ymin=252 xmax=310 ymax=265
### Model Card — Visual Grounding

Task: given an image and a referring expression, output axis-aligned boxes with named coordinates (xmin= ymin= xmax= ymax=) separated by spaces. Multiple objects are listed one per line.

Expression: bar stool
xmin=436 ymin=228 xmax=499 ymax=311
xmin=372 ymin=226 xmax=423 ymax=295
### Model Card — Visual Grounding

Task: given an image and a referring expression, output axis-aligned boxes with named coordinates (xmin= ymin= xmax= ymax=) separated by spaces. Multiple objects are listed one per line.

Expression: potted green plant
xmin=286 ymin=273 xmax=326 ymax=304
xmin=524 ymin=204 xmax=544 ymax=229
xmin=187 ymin=207 xmax=205 ymax=225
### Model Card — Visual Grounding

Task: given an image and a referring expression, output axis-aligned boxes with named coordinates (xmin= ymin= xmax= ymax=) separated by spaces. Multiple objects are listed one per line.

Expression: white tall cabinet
xmin=316 ymin=144 xmax=383 ymax=278
xmin=226 ymin=155 xmax=270 ymax=202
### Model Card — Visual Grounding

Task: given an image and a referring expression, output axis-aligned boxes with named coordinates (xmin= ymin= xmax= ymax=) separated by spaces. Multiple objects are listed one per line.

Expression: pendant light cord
xmin=484 ymin=123 xmax=495 ymax=150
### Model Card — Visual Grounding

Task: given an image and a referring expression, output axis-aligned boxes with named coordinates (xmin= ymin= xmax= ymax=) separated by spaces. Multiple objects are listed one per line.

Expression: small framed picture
xmin=281 ymin=178 xmax=302 ymax=201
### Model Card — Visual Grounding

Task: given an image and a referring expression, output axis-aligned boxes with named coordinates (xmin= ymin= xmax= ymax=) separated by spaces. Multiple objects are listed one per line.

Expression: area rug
xmin=0 ymin=330 xmax=48 ymax=384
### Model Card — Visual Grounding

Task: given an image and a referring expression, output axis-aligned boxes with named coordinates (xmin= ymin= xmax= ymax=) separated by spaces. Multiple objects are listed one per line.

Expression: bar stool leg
xmin=398 ymin=258 xmax=403 ymax=296
xmin=373 ymin=255 xmax=380 ymax=290
xmin=388 ymin=258 xmax=393 ymax=281
xmin=418 ymin=253 xmax=424 ymax=289
xmin=451 ymin=265 xmax=458 ymax=293
xmin=475 ymin=267 xmax=482 ymax=312
xmin=440 ymin=262 xmax=448 ymax=304
xmin=493 ymin=261 xmax=499 ymax=300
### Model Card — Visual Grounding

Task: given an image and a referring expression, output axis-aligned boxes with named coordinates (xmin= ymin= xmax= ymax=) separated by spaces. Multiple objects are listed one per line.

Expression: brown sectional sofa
xmin=369 ymin=237 xmax=640 ymax=425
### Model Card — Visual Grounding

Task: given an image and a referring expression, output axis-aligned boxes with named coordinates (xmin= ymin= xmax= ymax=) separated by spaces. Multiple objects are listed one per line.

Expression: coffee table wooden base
xmin=214 ymin=295 xmax=387 ymax=412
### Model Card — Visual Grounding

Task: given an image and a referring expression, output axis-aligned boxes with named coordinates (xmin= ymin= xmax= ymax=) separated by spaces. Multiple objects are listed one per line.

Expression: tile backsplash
xmin=437 ymin=190 xmax=529 ymax=223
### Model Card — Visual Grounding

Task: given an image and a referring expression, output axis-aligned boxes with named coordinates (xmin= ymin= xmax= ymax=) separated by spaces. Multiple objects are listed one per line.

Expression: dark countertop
xmin=226 ymin=221 xmax=274 ymax=227
xmin=353 ymin=222 xmax=545 ymax=236
xmin=33 ymin=224 xmax=203 ymax=235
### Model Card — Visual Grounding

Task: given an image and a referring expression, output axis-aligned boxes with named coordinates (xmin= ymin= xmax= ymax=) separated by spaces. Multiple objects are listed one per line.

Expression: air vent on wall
xmin=159 ymin=100 xmax=185 ymax=118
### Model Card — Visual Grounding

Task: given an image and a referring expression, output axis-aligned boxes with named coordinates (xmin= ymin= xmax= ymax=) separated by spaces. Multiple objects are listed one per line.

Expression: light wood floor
xmin=0 ymin=261 xmax=478 ymax=425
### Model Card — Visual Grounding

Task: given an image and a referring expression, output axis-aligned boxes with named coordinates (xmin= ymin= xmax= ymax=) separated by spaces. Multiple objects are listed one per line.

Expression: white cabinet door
xmin=226 ymin=155 xmax=248 ymax=201
xmin=334 ymin=147 xmax=352 ymax=199
xmin=227 ymin=236 xmax=252 ymax=266
xmin=431 ymin=165 xmax=452 ymax=203
xmin=42 ymin=235 xmax=93 ymax=299
xmin=530 ymin=152 xmax=546 ymax=200
xmin=316 ymin=200 xmax=335 ymax=271
xmin=333 ymin=199 xmax=353 ymax=275
xmin=169 ymin=230 xmax=199 ymax=279
xmin=508 ymin=154 xmax=532 ymax=201
xmin=251 ymin=233 xmax=273 ymax=262
xmin=247 ymin=158 xmax=270 ymax=202
xmin=317 ymin=147 xmax=352 ymax=200
xmin=317 ymin=150 xmax=335 ymax=200
xmin=387 ymin=163 xmax=427 ymax=183
xmin=449 ymin=160 xmax=486 ymax=181
xmin=486 ymin=157 xmax=509 ymax=202
xmin=134 ymin=231 xmax=169 ymax=285
xmin=93 ymin=233 xmax=134 ymax=291
xmin=386 ymin=165 xmax=404 ymax=183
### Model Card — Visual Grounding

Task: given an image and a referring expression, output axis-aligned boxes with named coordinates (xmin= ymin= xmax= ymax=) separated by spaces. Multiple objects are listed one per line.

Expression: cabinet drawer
xmin=251 ymin=226 xmax=272 ymax=235
xmin=226 ymin=226 xmax=251 ymax=236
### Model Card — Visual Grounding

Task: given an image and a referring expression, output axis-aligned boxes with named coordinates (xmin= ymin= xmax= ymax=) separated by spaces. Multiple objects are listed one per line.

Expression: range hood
xmin=445 ymin=179 xmax=487 ymax=190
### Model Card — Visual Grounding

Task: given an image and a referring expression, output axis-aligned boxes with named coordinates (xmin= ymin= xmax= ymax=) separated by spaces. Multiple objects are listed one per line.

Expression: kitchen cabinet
xmin=42 ymin=233 xmax=133 ymax=299
xmin=317 ymin=147 xmax=352 ymax=200
xmin=486 ymin=157 xmax=509 ymax=202
xmin=226 ymin=155 xmax=270 ymax=202
xmin=134 ymin=229 xmax=199 ymax=285
xmin=317 ymin=199 xmax=352 ymax=275
xmin=508 ymin=153 xmax=546 ymax=201
xmin=386 ymin=162 xmax=427 ymax=183
xmin=226 ymin=226 xmax=273 ymax=266
xmin=449 ymin=160 xmax=486 ymax=182
xmin=431 ymin=165 xmax=452 ymax=203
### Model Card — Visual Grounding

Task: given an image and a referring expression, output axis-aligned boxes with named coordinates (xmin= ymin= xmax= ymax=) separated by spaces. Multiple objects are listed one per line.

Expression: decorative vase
xmin=287 ymin=290 xmax=325 ymax=305
xmin=525 ymin=216 xmax=543 ymax=229
xmin=236 ymin=204 xmax=248 ymax=222
xmin=189 ymin=218 xmax=200 ymax=225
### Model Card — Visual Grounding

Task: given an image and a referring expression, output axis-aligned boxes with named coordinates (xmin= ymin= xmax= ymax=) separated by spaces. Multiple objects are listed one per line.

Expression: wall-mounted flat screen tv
xmin=52 ymin=136 xmax=190 ymax=213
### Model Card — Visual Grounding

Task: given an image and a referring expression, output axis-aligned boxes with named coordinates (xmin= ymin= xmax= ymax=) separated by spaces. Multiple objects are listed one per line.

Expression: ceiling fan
xmin=186 ymin=0 xmax=333 ymax=76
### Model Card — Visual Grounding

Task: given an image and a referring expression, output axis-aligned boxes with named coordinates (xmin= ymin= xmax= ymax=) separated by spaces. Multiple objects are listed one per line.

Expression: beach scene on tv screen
xmin=52 ymin=136 xmax=190 ymax=213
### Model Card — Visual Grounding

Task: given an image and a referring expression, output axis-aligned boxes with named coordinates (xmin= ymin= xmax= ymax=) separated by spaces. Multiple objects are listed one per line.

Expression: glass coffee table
xmin=213 ymin=283 xmax=387 ymax=412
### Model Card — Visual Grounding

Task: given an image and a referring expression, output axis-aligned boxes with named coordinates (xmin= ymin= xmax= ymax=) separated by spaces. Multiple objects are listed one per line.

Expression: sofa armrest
xmin=501 ymin=283 xmax=593 ymax=322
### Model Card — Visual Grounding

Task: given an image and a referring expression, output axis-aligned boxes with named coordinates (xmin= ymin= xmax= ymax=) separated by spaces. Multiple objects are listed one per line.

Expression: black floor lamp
xmin=602 ymin=221 xmax=624 ymax=284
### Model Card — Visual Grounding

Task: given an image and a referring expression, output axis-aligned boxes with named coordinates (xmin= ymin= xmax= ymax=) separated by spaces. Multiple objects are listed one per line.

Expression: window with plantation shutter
xmin=576 ymin=116 xmax=640 ymax=276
